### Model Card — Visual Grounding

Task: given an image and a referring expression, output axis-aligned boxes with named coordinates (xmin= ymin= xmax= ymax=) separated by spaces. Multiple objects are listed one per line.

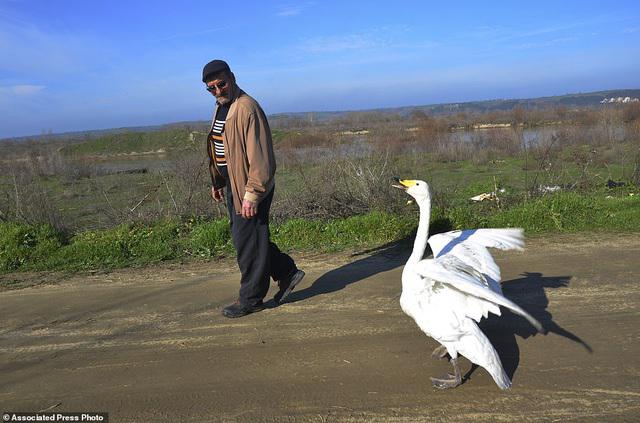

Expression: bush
xmin=0 ymin=223 xmax=64 ymax=272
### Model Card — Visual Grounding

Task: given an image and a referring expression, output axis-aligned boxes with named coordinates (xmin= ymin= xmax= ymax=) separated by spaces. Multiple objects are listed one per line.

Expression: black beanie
xmin=202 ymin=60 xmax=231 ymax=82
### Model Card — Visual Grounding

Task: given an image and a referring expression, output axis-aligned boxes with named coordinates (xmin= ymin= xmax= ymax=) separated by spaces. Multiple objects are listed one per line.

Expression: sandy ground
xmin=1 ymin=233 xmax=639 ymax=422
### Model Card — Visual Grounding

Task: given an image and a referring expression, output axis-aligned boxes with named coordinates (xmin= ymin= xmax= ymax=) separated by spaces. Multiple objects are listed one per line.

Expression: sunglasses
xmin=205 ymin=80 xmax=228 ymax=92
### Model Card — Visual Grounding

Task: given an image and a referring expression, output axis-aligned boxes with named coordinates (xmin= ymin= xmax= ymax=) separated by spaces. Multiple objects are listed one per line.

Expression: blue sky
xmin=1 ymin=0 xmax=639 ymax=138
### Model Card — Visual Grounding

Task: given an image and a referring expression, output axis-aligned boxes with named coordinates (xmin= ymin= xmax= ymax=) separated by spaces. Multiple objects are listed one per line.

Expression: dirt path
xmin=1 ymin=234 xmax=639 ymax=422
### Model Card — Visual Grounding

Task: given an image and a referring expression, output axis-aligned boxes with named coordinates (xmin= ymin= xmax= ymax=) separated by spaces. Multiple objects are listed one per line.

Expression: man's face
xmin=206 ymin=72 xmax=235 ymax=105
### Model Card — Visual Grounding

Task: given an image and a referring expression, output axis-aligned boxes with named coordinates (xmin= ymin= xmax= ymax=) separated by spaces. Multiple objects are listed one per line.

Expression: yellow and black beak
xmin=392 ymin=178 xmax=417 ymax=205
xmin=392 ymin=178 xmax=418 ymax=191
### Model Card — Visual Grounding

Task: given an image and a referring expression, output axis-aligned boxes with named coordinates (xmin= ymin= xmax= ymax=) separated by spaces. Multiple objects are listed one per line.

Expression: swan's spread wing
xmin=415 ymin=256 xmax=543 ymax=332
xmin=428 ymin=229 xmax=525 ymax=258
xmin=427 ymin=228 xmax=524 ymax=290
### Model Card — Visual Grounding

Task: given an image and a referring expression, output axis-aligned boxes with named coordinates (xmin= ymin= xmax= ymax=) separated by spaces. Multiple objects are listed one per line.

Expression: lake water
xmin=450 ymin=124 xmax=628 ymax=147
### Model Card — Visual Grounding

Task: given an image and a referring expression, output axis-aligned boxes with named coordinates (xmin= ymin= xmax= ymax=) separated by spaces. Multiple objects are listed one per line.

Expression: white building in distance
xmin=601 ymin=96 xmax=640 ymax=104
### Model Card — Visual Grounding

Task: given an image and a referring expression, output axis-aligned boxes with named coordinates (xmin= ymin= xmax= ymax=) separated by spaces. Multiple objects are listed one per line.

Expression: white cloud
xmin=276 ymin=7 xmax=302 ymax=17
xmin=298 ymin=33 xmax=384 ymax=53
xmin=0 ymin=84 xmax=45 ymax=98
xmin=276 ymin=2 xmax=315 ymax=17
xmin=515 ymin=36 xmax=578 ymax=50
xmin=11 ymin=84 xmax=45 ymax=95
xmin=288 ymin=25 xmax=435 ymax=56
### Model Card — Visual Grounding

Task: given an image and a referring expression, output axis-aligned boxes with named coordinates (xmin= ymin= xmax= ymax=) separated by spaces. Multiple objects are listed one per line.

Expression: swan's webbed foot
xmin=431 ymin=345 xmax=449 ymax=360
xmin=430 ymin=358 xmax=462 ymax=389
xmin=430 ymin=374 xmax=460 ymax=389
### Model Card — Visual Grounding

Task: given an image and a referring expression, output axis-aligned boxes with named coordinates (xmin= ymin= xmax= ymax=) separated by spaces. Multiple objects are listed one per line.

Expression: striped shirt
xmin=208 ymin=104 xmax=230 ymax=168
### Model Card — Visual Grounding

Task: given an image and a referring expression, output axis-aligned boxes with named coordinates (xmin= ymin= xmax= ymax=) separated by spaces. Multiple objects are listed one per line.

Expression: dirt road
xmin=1 ymin=234 xmax=639 ymax=422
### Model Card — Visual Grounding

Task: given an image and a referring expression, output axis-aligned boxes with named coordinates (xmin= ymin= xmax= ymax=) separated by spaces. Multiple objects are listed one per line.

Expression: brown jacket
xmin=208 ymin=88 xmax=276 ymax=214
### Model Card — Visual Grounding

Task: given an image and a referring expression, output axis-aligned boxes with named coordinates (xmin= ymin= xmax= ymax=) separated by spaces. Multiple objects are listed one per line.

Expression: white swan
xmin=393 ymin=178 xmax=544 ymax=389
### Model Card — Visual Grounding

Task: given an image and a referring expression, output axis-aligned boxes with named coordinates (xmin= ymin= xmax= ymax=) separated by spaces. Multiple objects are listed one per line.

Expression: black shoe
xmin=274 ymin=269 xmax=305 ymax=305
xmin=221 ymin=300 xmax=265 ymax=318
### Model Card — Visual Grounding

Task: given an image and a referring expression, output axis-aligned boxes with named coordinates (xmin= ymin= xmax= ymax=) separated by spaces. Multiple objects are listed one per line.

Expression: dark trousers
xmin=226 ymin=185 xmax=296 ymax=306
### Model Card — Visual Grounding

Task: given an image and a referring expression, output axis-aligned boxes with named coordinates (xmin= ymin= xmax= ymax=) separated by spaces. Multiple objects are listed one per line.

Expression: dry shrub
xmin=410 ymin=111 xmax=448 ymax=134
xmin=630 ymin=120 xmax=640 ymax=143
xmin=272 ymin=152 xmax=400 ymax=221
xmin=530 ymin=130 xmax=563 ymax=158
xmin=368 ymin=128 xmax=414 ymax=155
xmin=479 ymin=129 xmax=521 ymax=156
xmin=511 ymin=107 xmax=525 ymax=124
xmin=332 ymin=111 xmax=400 ymax=130
xmin=432 ymin=138 xmax=474 ymax=162
xmin=523 ymin=132 xmax=565 ymax=195
xmin=275 ymin=131 xmax=337 ymax=167
xmin=622 ymin=103 xmax=640 ymax=123
xmin=633 ymin=149 xmax=640 ymax=186
xmin=164 ymin=153 xmax=225 ymax=218
xmin=18 ymin=149 xmax=97 ymax=181
xmin=0 ymin=166 xmax=65 ymax=231
xmin=554 ymin=126 xmax=583 ymax=146
xmin=471 ymin=149 xmax=492 ymax=166
xmin=572 ymin=109 xmax=599 ymax=125
xmin=276 ymin=131 xmax=332 ymax=151
xmin=495 ymin=130 xmax=522 ymax=155
xmin=91 ymin=152 xmax=226 ymax=226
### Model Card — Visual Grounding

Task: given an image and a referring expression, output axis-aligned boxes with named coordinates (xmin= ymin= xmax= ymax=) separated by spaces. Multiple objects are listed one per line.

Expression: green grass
xmin=1 ymin=192 xmax=638 ymax=275
xmin=62 ymin=128 xmax=194 ymax=156
xmin=0 ymin=221 xmax=185 ymax=273
xmin=272 ymin=211 xmax=416 ymax=252
xmin=47 ymin=221 xmax=184 ymax=271
xmin=63 ymin=127 xmax=305 ymax=157
xmin=0 ymin=211 xmax=416 ymax=274
xmin=489 ymin=192 xmax=640 ymax=232
xmin=186 ymin=219 xmax=234 ymax=257
xmin=0 ymin=223 xmax=65 ymax=272
xmin=428 ymin=190 xmax=639 ymax=233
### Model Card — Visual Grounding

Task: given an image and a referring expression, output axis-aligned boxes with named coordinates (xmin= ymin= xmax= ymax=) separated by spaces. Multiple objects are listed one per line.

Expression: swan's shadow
xmin=462 ymin=271 xmax=593 ymax=383
xmin=283 ymin=222 xmax=592 ymax=385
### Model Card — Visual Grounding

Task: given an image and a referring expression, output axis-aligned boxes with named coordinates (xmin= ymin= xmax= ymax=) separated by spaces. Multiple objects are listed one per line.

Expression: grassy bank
xmin=1 ymin=192 xmax=638 ymax=275
xmin=61 ymin=128 xmax=195 ymax=156
xmin=0 ymin=211 xmax=415 ymax=274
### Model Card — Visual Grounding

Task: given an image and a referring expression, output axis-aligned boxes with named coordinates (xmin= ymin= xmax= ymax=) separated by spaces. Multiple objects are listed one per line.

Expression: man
xmin=202 ymin=59 xmax=304 ymax=318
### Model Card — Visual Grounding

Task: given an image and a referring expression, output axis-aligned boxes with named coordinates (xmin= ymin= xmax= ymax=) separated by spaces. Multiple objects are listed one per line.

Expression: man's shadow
xmin=283 ymin=235 xmax=413 ymax=305
xmin=466 ymin=271 xmax=593 ymax=383
xmin=282 ymin=217 xmax=458 ymax=305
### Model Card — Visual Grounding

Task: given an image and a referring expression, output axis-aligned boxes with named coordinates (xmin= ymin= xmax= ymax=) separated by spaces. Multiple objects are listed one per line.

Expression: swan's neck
xmin=407 ymin=196 xmax=431 ymax=265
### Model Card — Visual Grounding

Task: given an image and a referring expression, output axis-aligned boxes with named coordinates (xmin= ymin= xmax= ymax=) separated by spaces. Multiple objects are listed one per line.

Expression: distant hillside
xmin=1 ymin=121 xmax=210 ymax=144
xmin=271 ymin=89 xmax=640 ymax=122
xmin=2 ymin=88 xmax=639 ymax=143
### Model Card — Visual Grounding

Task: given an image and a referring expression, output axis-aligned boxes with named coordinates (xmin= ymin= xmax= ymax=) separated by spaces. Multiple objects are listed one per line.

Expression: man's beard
xmin=216 ymin=86 xmax=234 ymax=105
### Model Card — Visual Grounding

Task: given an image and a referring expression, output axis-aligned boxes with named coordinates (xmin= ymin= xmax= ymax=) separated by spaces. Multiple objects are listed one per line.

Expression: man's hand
xmin=211 ymin=187 xmax=224 ymax=202
xmin=241 ymin=199 xmax=257 ymax=219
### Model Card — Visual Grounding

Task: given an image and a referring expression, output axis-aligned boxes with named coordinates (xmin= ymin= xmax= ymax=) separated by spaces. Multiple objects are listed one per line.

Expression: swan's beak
xmin=392 ymin=178 xmax=417 ymax=205
xmin=392 ymin=178 xmax=417 ymax=191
